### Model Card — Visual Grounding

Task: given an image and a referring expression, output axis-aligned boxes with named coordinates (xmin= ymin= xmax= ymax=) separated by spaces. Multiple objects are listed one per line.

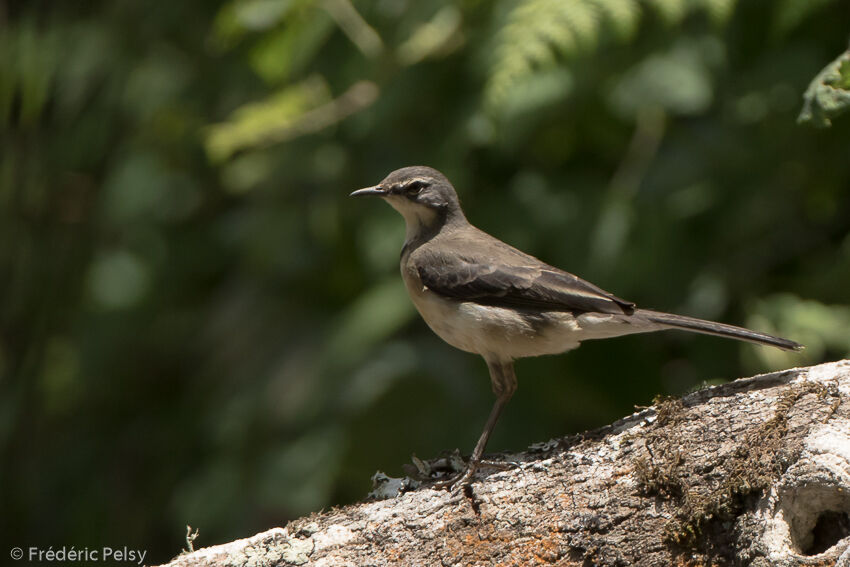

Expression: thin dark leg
xmin=434 ymin=360 xmax=516 ymax=489
xmin=469 ymin=391 xmax=512 ymax=463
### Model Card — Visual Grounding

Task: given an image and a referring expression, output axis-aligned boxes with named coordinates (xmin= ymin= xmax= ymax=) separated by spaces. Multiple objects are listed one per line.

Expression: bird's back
xmin=404 ymin=222 xmax=635 ymax=316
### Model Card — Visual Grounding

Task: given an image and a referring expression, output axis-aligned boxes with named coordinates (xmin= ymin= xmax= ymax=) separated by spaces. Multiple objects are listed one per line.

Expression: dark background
xmin=2 ymin=0 xmax=849 ymax=563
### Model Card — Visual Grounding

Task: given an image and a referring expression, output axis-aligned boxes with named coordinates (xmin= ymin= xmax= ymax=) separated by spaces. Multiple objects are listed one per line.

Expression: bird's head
xmin=350 ymin=166 xmax=466 ymax=236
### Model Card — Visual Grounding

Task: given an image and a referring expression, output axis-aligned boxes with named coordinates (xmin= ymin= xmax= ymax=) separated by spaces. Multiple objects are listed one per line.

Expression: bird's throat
xmin=386 ymin=198 xmax=441 ymax=243
xmin=403 ymin=209 xmax=439 ymax=242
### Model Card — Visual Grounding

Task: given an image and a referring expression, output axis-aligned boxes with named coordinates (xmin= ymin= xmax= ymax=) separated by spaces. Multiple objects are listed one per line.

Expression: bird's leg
xmin=434 ymin=360 xmax=516 ymax=490
xmin=470 ymin=370 xmax=515 ymax=463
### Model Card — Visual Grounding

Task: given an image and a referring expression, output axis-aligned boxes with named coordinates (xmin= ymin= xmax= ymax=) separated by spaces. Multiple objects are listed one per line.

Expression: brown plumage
xmin=351 ymin=165 xmax=803 ymax=488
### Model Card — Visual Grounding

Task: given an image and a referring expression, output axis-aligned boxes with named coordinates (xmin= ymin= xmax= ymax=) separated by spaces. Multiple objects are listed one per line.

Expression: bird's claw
xmin=432 ymin=460 xmax=478 ymax=491
xmin=430 ymin=457 xmax=519 ymax=490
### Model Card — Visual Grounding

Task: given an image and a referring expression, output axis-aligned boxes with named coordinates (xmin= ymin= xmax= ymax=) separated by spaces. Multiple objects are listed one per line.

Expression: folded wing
xmin=416 ymin=255 xmax=635 ymax=315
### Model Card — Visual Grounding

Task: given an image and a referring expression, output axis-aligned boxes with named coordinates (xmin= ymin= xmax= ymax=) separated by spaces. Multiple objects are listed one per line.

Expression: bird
xmin=350 ymin=165 xmax=803 ymax=488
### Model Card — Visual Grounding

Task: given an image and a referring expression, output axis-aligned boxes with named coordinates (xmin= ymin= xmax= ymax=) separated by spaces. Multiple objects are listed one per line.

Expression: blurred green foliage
xmin=2 ymin=0 xmax=849 ymax=563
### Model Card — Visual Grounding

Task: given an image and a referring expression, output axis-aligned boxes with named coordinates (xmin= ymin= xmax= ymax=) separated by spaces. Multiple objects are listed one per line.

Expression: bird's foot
xmin=404 ymin=450 xmax=520 ymax=490
xmin=431 ymin=459 xmax=478 ymax=491
xmin=428 ymin=455 xmax=519 ymax=491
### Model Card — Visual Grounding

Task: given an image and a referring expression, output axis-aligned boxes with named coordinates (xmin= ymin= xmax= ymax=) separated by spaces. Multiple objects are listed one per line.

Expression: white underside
xmin=403 ymin=275 xmax=659 ymax=362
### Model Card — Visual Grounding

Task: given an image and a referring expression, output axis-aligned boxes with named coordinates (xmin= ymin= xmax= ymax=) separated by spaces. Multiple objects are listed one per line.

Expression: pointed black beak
xmin=349 ymin=185 xmax=387 ymax=197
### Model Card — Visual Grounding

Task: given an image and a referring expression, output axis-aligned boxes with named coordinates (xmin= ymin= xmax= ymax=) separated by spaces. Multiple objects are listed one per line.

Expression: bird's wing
xmin=414 ymin=253 xmax=635 ymax=315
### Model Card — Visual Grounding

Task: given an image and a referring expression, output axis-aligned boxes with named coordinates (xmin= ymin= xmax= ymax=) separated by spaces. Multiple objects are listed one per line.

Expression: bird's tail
xmin=636 ymin=309 xmax=803 ymax=351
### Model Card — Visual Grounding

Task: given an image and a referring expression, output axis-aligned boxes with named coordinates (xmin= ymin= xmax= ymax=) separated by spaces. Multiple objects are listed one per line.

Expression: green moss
xmin=633 ymin=380 xmax=842 ymax=553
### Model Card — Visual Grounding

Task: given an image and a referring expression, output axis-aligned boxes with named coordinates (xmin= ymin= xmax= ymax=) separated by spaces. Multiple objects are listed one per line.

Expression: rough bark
xmin=160 ymin=360 xmax=850 ymax=567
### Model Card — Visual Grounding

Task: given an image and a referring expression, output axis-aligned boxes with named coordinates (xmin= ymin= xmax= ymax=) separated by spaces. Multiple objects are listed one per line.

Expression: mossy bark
xmin=159 ymin=360 xmax=850 ymax=567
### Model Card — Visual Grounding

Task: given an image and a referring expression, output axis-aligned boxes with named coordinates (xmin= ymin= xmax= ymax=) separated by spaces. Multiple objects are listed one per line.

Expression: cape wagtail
xmin=351 ymin=165 xmax=803 ymax=487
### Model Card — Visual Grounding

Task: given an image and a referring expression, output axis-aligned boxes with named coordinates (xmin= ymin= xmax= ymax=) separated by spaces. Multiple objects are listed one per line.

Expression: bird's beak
xmin=349 ymin=185 xmax=387 ymax=197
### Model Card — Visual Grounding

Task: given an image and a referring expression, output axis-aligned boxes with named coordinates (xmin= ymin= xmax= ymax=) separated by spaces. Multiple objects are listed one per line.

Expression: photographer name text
xmin=10 ymin=546 xmax=147 ymax=564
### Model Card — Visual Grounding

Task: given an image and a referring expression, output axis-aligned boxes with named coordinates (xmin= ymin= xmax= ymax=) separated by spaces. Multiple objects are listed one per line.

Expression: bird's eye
xmin=406 ymin=180 xmax=426 ymax=194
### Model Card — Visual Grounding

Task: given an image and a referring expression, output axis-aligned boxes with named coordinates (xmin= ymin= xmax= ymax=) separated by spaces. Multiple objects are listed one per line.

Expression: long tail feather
xmin=637 ymin=309 xmax=803 ymax=351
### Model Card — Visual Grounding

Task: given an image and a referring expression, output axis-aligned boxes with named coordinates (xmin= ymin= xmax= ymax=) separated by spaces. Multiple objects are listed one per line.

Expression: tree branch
xmin=159 ymin=360 xmax=850 ymax=567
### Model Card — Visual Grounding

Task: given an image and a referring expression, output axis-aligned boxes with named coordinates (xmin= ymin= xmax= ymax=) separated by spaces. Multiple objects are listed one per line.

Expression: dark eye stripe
xmin=405 ymin=179 xmax=429 ymax=194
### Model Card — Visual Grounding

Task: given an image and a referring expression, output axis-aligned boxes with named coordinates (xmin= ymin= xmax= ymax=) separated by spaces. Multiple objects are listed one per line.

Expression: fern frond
xmin=594 ymin=0 xmax=641 ymax=40
xmin=487 ymin=0 xmax=606 ymax=109
xmin=642 ymin=0 xmax=687 ymax=25
xmin=485 ymin=0 xmax=737 ymax=111
xmin=557 ymin=0 xmax=602 ymax=50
